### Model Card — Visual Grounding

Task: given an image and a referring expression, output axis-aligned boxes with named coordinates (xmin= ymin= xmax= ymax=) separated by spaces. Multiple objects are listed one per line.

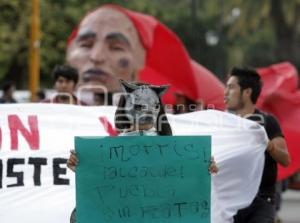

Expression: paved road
xmin=278 ymin=190 xmax=300 ymax=223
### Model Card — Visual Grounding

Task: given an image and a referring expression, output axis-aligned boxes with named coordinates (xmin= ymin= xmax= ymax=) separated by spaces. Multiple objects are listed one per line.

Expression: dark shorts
xmin=234 ymin=195 xmax=276 ymax=223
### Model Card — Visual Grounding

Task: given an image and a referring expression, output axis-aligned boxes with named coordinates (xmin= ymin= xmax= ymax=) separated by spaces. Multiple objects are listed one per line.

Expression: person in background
xmin=224 ymin=66 xmax=291 ymax=223
xmin=43 ymin=65 xmax=85 ymax=105
xmin=34 ymin=89 xmax=46 ymax=102
xmin=93 ymin=92 xmax=113 ymax=106
xmin=67 ymin=80 xmax=219 ymax=223
xmin=173 ymin=91 xmax=204 ymax=114
xmin=0 ymin=81 xmax=17 ymax=103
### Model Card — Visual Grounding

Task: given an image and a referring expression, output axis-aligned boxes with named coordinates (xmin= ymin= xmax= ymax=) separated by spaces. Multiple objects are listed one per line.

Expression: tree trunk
xmin=270 ymin=0 xmax=300 ymax=69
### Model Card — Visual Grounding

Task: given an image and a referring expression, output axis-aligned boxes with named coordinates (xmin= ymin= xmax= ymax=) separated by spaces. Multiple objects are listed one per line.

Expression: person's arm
xmin=264 ymin=113 xmax=291 ymax=167
xmin=67 ymin=150 xmax=78 ymax=172
xmin=267 ymin=136 xmax=291 ymax=167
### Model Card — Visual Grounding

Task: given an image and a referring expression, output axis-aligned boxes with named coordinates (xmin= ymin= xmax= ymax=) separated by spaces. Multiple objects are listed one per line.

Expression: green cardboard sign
xmin=75 ymin=136 xmax=211 ymax=223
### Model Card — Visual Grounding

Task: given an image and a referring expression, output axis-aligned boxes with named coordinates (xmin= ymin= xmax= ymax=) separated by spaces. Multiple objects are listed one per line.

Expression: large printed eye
xmin=134 ymin=104 xmax=148 ymax=111
xmin=109 ymin=43 xmax=125 ymax=51
xmin=77 ymin=37 xmax=94 ymax=49
xmin=134 ymin=104 xmax=143 ymax=111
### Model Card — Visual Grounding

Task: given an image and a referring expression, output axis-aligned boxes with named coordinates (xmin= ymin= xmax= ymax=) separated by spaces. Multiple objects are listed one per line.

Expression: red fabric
xmin=67 ymin=27 xmax=78 ymax=46
xmin=115 ymin=5 xmax=225 ymax=108
xmin=99 ymin=117 xmax=118 ymax=136
xmin=68 ymin=4 xmax=225 ymax=109
xmin=257 ymin=62 xmax=300 ymax=180
xmin=191 ymin=61 xmax=225 ymax=110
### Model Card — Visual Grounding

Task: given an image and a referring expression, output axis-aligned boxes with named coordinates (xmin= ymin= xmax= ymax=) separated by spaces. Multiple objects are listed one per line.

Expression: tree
xmin=224 ymin=0 xmax=300 ymax=70
xmin=0 ymin=1 xmax=30 ymax=87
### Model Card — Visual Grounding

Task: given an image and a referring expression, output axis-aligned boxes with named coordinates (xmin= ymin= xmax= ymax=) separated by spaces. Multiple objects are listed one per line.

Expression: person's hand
xmin=209 ymin=156 xmax=219 ymax=175
xmin=67 ymin=150 xmax=78 ymax=172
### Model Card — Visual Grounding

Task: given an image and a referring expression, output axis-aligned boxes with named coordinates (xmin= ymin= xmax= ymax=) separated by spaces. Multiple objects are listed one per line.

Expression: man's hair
xmin=52 ymin=65 xmax=79 ymax=84
xmin=2 ymin=81 xmax=15 ymax=93
xmin=229 ymin=66 xmax=262 ymax=104
xmin=36 ymin=90 xmax=46 ymax=100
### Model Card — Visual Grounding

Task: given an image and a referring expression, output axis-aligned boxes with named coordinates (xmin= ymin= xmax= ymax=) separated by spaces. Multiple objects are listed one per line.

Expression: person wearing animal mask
xmin=67 ymin=80 xmax=218 ymax=222
xmin=114 ymin=80 xmax=172 ymax=136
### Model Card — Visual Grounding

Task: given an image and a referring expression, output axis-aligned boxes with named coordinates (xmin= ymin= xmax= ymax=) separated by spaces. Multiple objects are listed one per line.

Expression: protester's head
xmin=66 ymin=6 xmax=146 ymax=93
xmin=34 ymin=90 xmax=46 ymax=102
xmin=174 ymin=92 xmax=204 ymax=114
xmin=115 ymin=80 xmax=172 ymax=135
xmin=2 ymin=81 xmax=15 ymax=97
xmin=224 ymin=66 xmax=262 ymax=111
xmin=52 ymin=65 xmax=79 ymax=94
xmin=93 ymin=92 xmax=113 ymax=105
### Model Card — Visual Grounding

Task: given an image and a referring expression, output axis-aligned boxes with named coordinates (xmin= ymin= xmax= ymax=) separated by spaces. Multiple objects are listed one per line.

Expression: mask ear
xmin=151 ymin=85 xmax=169 ymax=97
xmin=119 ymin=79 xmax=138 ymax=93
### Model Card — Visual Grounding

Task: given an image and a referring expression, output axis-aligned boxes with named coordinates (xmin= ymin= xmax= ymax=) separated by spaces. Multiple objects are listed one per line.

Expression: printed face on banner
xmin=66 ymin=7 xmax=146 ymax=93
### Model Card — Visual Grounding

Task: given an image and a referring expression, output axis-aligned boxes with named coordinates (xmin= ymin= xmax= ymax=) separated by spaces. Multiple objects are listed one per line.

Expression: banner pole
xmin=29 ymin=0 xmax=40 ymax=102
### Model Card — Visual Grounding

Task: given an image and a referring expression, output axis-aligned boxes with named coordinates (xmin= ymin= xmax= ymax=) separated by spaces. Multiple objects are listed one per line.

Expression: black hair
xmin=94 ymin=92 xmax=113 ymax=105
xmin=114 ymin=83 xmax=172 ymax=136
xmin=2 ymin=81 xmax=15 ymax=93
xmin=52 ymin=65 xmax=79 ymax=84
xmin=36 ymin=90 xmax=46 ymax=100
xmin=229 ymin=66 xmax=262 ymax=104
xmin=174 ymin=94 xmax=196 ymax=114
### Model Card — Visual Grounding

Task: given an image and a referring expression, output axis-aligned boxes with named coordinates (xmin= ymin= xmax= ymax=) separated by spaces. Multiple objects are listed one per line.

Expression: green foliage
xmin=0 ymin=0 xmax=299 ymax=89
xmin=0 ymin=1 xmax=30 ymax=86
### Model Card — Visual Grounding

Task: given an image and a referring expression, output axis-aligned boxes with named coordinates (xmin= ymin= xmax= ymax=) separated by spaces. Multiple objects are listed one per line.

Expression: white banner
xmin=0 ymin=104 xmax=267 ymax=223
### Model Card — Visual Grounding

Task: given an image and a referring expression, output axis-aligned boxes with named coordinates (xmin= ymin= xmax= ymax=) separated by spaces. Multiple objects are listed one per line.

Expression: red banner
xmin=257 ymin=62 xmax=300 ymax=180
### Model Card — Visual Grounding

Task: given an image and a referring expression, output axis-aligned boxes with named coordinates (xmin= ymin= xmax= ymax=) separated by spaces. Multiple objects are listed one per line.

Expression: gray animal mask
xmin=120 ymin=80 xmax=169 ymax=127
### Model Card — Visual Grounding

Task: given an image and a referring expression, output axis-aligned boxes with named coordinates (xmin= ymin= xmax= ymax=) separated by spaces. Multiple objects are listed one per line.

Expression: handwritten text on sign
xmin=75 ymin=136 xmax=211 ymax=223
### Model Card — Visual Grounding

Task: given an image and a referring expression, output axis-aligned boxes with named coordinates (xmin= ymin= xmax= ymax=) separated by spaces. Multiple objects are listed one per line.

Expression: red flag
xmin=112 ymin=5 xmax=225 ymax=108
xmin=257 ymin=62 xmax=300 ymax=180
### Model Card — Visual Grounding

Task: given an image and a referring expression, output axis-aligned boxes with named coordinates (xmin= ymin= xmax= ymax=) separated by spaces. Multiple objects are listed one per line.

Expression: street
xmin=278 ymin=190 xmax=300 ymax=223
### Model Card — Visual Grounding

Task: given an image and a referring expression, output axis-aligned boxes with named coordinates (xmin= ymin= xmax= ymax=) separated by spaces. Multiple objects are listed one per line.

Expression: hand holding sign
xmin=67 ymin=150 xmax=78 ymax=172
